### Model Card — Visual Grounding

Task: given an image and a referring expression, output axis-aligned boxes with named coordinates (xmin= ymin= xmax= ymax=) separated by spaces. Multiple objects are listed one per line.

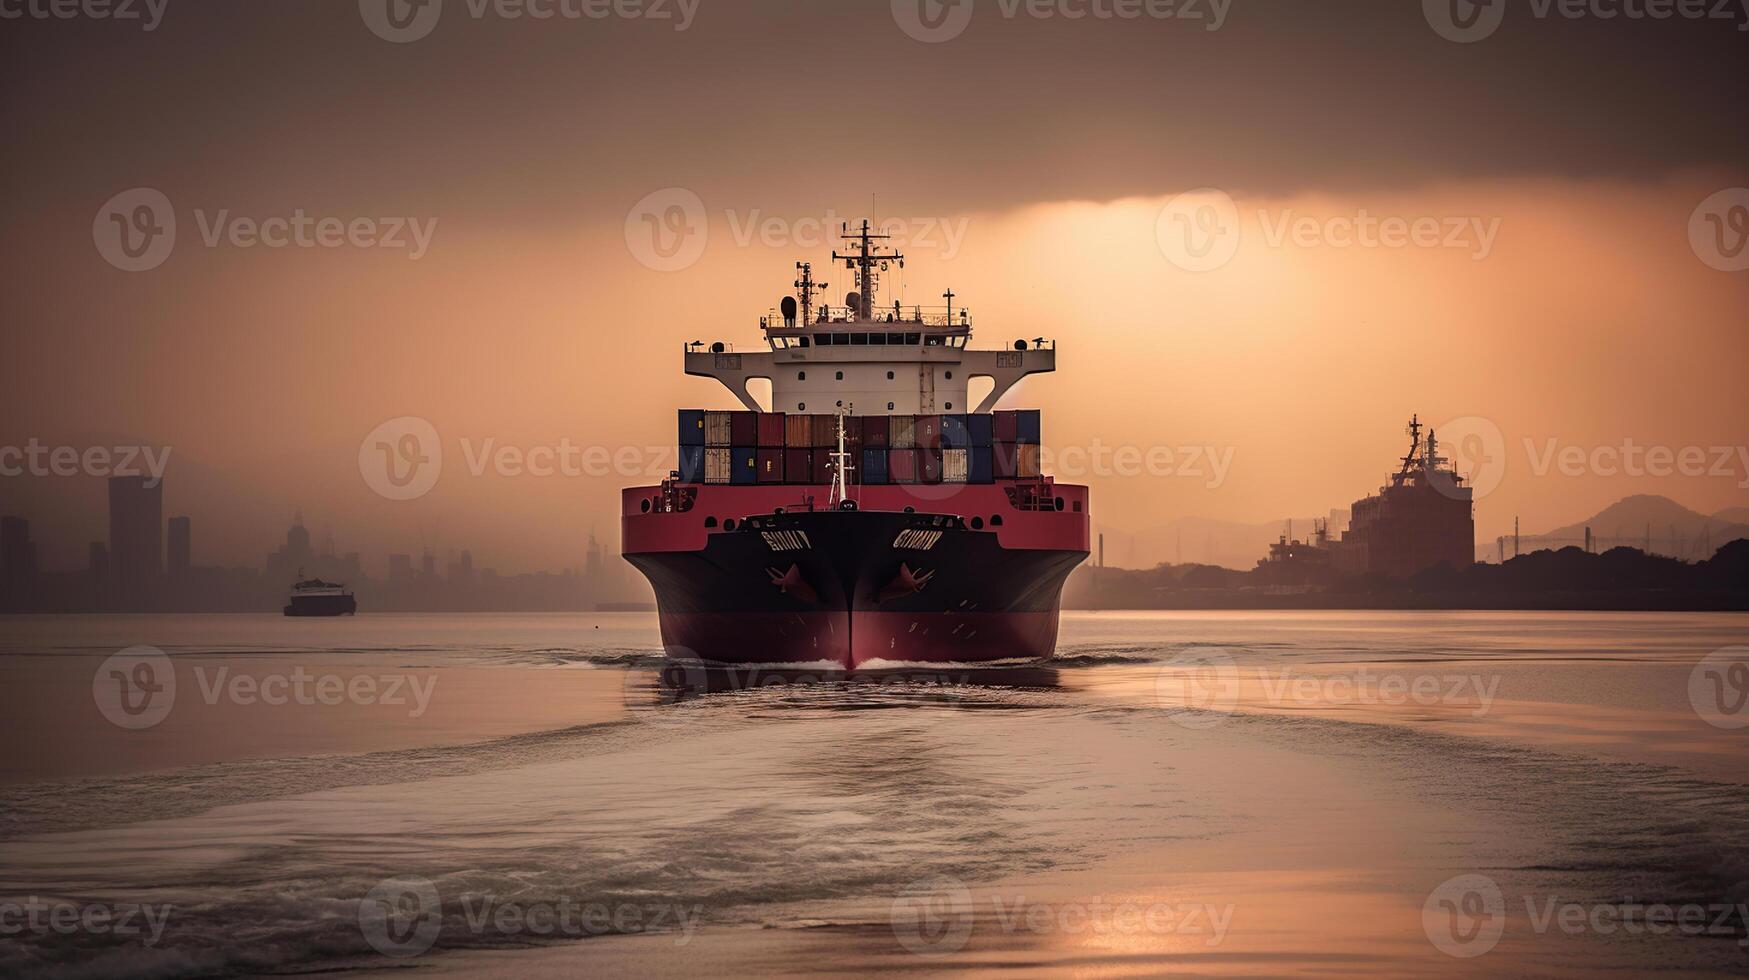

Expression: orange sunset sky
xmin=2 ymin=1 xmax=1745 ymax=574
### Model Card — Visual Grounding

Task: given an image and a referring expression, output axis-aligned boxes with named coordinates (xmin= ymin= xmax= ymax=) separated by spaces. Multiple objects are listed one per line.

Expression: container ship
xmin=621 ymin=221 xmax=1090 ymax=667
xmin=1329 ymin=415 xmax=1475 ymax=578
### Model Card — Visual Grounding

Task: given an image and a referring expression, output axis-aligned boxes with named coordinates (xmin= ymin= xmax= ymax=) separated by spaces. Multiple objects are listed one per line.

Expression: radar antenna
xmin=832 ymin=219 xmax=904 ymax=321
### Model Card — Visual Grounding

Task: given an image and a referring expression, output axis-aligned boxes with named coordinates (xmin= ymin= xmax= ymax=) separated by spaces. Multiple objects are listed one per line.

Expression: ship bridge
xmin=684 ymin=220 xmax=1057 ymax=415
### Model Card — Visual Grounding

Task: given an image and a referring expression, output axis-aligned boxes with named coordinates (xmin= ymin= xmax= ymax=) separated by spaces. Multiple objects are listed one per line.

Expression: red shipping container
xmin=915 ymin=415 xmax=942 ymax=450
xmin=888 ymin=448 xmax=919 ymax=484
xmin=993 ymin=441 xmax=1020 ymax=479
xmin=993 ymin=410 xmax=1020 ymax=443
xmin=757 ymin=413 xmax=786 ymax=448
xmin=811 ymin=414 xmax=837 ymax=448
xmin=730 ymin=411 xmax=759 ymax=447
xmin=863 ymin=415 xmax=890 ymax=448
xmin=842 ymin=415 xmax=865 ymax=455
xmin=920 ymin=448 xmax=943 ymax=483
xmin=810 ymin=450 xmax=835 ymax=484
xmin=784 ymin=448 xmax=811 ymax=483
xmin=757 ymin=448 xmax=784 ymax=482
xmin=784 ymin=414 xmax=812 ymax=448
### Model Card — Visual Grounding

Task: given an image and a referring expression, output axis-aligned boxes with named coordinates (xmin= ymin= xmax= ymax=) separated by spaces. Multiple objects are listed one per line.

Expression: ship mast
xmin=832 ymin=219 xmax=903 ymax=320
xmin=794 ymin=261 xmax=825 ymax=325
xmin=828 ymin=407 xmax=855 ymax=507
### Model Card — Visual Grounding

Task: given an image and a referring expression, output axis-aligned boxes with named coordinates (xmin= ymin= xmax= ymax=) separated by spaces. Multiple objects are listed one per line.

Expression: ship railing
xmin=761 ymin=305 xmax=972 ymax=330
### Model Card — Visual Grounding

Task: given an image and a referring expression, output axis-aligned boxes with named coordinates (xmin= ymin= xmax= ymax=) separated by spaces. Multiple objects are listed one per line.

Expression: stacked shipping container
xmin=675 ymin=409 xmax=1039 ymax=485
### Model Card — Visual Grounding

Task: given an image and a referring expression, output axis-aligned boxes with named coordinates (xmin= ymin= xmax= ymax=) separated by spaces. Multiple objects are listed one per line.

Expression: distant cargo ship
xmin=621 ymin=221 xmax=1090 ymax=667
xmin=283 ymin=574 xmax=357 ymax=616
xmin=1331 ymin=415 xmax=1475 ymax=578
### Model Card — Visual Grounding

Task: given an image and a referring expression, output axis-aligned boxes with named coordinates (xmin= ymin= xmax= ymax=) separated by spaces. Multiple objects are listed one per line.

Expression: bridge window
xmin=887 ymin=402 xmax=895 ymax=410
xmin=886 ymin=371 xmax=895 ymax=380
xmin=797 ymin=402 xmax=805 ymax=411
xmin=945 ymin=370 xmax=953 ymax=379
xmin=945 ymin=402 xmax=953 ymax=410
xmin=835 ymin=371 xmax=843 ymax=380
xmin=797 ymin=371 xmax=806 ymax=380
xmin=906 ymin=333 xmax=921 ymax=344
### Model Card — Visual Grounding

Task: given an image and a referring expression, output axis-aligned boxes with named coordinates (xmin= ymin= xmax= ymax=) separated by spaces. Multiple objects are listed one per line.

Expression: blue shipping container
xmin=678 ymin=409 xmax=705 ymax=446
xmin=731 ymin=447 xmax=758 ymax=485
xmin=861 ymin=448 xmax=889 ymax=484
xmin=1015 ymin=410 xmax=1041 ymax=445
xmin=940 ymin=414 xmax=970 ymax=449
xmin=966 ymin=413 xmax=993 ymax=448
xmin=678 ymin=444 xmax=705 ymax=483
xmin=968 ymin=446 xmax=993 ymax=484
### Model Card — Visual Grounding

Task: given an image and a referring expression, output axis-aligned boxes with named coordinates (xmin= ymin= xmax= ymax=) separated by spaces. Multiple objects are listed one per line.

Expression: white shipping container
xmin=704 ymin=447 xmax=733 ymax=484
xmin=942 ymin=448 xmax=969 ymax=483
xmin=705 ymin=411 xmax=733 ymax=447
xmin=890 ymin=415 xmax=916 ymax=449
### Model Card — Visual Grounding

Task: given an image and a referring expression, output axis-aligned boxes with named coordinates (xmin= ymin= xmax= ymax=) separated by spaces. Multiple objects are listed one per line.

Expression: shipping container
xmin=678 ymin=444 xmax=705 ymax=483
xmin=916 ymin=415 xmax=942 ymax=450
xmin=730 ymin=412 xmax=759 ymax=447
xmin=1015 ymin=409 xmax=1042 ymax=445
xmin=811 ymin=413 xmax=839 ymax=448
xmin=940 ymin=414 xmax=970 ymax=449
xmin=993 ymin=410 xmax=1019 ymax=443
xmin=705 ymin=411 xmax=733 ymax=447
xmin=966 ymin=413 xmax=993 ymax=448
xmin=920 ymin=448 xmax=944 ymax=483
xmin=861 ymin=447 xmax=889 ymax=484
xmin=731 ymin=447 xmax=758 ymax=485
xmin=841 ymin=415 xmax=865 ymax=452
xmin=784 ymin=413 xmax=812 ymax=448
xmin=757 ymin=448 xmax=784 ymax=482
xmin=968 ymin=446 xmax=993 ymax=484
xmin=890 ymin=415 xmax=917 ymax=449
xmin=678 ymin=409 xmax=705 ymax=447
xmin=993 ymin=441 xmax=1020 ymax=479
xmin=704 ymin=447 xmax=733 ymax=484
xmin=757 ymin=413 xmax=787 ymax=448
xmin=810 ymin=450 xmax=835 ymax=484
xmin=888 ymin=448 xmax=919 ymax=484
xmin=942 ymin=448 xmax=969 ymax=483
xmin=784 ymin=448 xmax=812 ymax=483
xmin=863 ymin=414 xmax=890 ymax=448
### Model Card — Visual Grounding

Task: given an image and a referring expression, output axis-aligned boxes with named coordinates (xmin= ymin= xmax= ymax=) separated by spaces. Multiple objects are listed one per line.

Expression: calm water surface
xmin=0 ymin=611 xmax=1746 ymax=977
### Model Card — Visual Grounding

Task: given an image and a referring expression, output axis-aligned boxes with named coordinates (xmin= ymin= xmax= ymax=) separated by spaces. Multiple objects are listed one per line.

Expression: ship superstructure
xmin=621 ymin=221 xmax=1090 ymax=667
xmin=1330 ymin=415 xmax=1476 ymax=578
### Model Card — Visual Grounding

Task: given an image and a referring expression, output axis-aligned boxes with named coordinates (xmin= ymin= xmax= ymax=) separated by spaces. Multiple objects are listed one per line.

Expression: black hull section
xmin=284 ymin=595 xmax=357 ymax=617
xmin=624 ymin=509 xmax=1086 ymax=666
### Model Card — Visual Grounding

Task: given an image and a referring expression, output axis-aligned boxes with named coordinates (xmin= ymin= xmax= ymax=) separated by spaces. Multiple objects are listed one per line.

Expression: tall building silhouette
xmin=168 ymin=516 xmax=191 ymax=576
xmin=108 ymin=475 xmax=163 ymax=587
xmin=2 ymin=516 xmax=37 ymax=594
